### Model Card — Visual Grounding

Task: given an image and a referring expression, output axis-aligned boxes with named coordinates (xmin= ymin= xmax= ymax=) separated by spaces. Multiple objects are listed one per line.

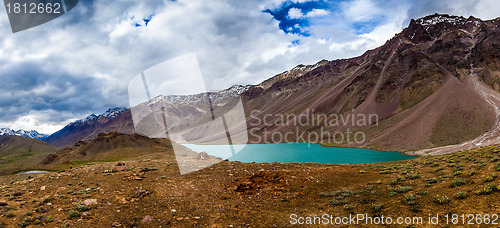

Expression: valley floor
xmin=0 ymin=145 xmax=500 ymax=227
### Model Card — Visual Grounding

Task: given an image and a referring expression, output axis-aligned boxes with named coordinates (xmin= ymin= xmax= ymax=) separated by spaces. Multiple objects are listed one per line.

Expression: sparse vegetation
xmin=0 ymin=140 xmax=500 ymax=227
xmin=451 ymin=178 xmax=468 ymax=187
xmin=392 ymin=186 xmax=413 ymax=193
xmin=485 ymin=173 xmax=498 ymax=182
xmin=68 ymin=210 xmax=80 ymax=219
xmin=434 ymin=195 xmax=450 ymax=204
xmin=371 ymin=203 xmax=384 ymax=213
xmin=456 ymin=192 xmax=467 ymax=199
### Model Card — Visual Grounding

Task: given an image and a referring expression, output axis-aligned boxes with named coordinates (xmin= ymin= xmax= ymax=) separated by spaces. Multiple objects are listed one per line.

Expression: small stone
xmin=176 ymin=217 xmax=184 ymax=221
xmin=194 ymin=216 xmax=200 ymax=219
xmin=171 ymin=209 xmax=176 ymax=213
xmin=112 ymin=222 xmax=122 ymax=227
xmin=82 ymin=199 xmax=97 ymax=206
xmin=40 ymin=186 xmax=46 ymax=191
xmin=13 ymin=192 xmax=23 ymax=196
xmin=130 ymin=189 xmax=150 ymax=198
xmin=113 ymin=166 xmax=128 ymax=172
xmin=35 ymin=207 xmax=48 ymax=213
xmin=142 ymin=215 xmax=153 ymax=223
xmin=46 ymin=203 xmax=52 ymax=206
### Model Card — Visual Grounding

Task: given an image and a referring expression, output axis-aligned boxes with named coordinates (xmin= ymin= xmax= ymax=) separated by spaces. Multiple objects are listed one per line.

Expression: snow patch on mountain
xmin=416 ymin=14 xmax=481 ymax=27
xmin=148 ymin=85 xmax=251 ymax=106
xmin=0 ymin=128 xmax=49 ymax=140
xmin=72 ymin=108 xmax=127 ymax=125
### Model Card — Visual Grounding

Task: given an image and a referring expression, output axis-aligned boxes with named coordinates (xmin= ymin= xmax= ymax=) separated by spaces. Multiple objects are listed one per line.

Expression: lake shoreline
xmin=182 ymin=142 xmax=416 ymax=164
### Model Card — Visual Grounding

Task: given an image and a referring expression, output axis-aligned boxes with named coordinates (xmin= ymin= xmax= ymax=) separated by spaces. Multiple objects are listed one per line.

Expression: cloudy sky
xmin=0 ymin=0 xmax=499 ymax=134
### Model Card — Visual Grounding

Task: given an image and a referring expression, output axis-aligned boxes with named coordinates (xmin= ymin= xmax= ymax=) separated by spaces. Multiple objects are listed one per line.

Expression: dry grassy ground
xmin=0 ymin=145 xmax=499 ymax=227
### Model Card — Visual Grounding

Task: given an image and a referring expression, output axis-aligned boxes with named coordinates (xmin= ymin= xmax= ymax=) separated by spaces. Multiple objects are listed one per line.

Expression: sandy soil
xmin=0 ymin=144 xmax=499 ymax=227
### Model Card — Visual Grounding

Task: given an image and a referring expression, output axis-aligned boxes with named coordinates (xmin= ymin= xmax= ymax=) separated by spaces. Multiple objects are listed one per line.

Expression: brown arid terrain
xmin=243 ymin=14 xmax=500 ymax=152
xmin=0 ymin=140 xmax=499 ymax=227
xmin=0 ymin=136 xmax=57 ymax=175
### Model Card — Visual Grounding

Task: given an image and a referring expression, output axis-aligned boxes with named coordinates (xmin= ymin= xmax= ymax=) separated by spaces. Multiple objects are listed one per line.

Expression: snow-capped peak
xmin=101 ymin=108 xmax=127 ymax=118
xmin=0 ymin=128 xmax=49 ymax=140
xmin=416 ymin=14 xmax=479 ymax=27
xmin=72 ymin=108 xmax=127 ymax=125
xmin=146 ymin=85 xmax=251 ymax=106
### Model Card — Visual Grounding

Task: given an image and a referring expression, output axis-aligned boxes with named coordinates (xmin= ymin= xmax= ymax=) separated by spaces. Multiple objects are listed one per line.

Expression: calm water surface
xmin=182 ymin=143 xmax=415 ymax=164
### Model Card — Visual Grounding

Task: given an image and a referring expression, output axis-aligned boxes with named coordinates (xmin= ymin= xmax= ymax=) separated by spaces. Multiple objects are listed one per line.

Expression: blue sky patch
xmin=264 ymin=1 xmax=332 ymax=36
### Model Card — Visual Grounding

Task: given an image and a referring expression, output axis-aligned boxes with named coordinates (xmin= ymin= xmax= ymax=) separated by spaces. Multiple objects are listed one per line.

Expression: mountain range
xmin=0 ymin=128 xmax=49 ymax=140
xmin=8 ymin=13 xmax=500 ymax=155
xmin=242 ymin=13 xmax=500 ymax=153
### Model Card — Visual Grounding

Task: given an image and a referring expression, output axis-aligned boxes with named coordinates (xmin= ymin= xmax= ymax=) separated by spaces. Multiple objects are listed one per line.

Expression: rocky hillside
xmin=41 ymin=132 xmax=173 ymax=168
xmin=44 ymin=108 xmax=135 ymax=149
xmin=44 ymin=14 xmax=500 ymax=153
xmin=242 ymin=14 xmax=500 ymax=152
xmin=0 ymin=136 xmax=57 ymax=174
xmin=40 ymin=132 xmax=219 ymax=174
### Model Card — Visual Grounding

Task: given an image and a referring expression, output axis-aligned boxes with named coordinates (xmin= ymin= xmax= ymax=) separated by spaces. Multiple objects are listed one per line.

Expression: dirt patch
xmin=234 ymin=171 xmax=287 ymax=193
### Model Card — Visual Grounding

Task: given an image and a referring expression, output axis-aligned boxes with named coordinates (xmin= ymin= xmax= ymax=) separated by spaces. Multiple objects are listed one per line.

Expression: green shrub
xmin=404 ymin=194 xmax=416 ymax=205
xmin=476 ymin=185 xmax=494 ymax=195
xmin=393 ymin=186 xmax=413 ymax=193
xmin=409 ymin=173 xmax=421 ymax=179
xmin=23 ymin=217 xmax=32 ymax=223
xmin=343 ymin=204 xmax=353 ymax=210
xmin=371 ymin=203 xmax=384 ymax=213
xmin=434 ymin=195 xmax=450 ymax=204
xmin=75 ymin=203 xmax=89 ymax=212
xmin=319 ymin=192 xmax=332 ymax=197
xmin=68 ymin=210 xmax=80 ymax=219
xmin=485 ymin=173 xmax=498 ymax=182
xmin=390 ymin=177 xmax=405 ymax=185
xmin=418 ymin=191 xmax=429 ymax=196
xmin=451 ymin=179 xmax=468 ymax=187
xmin=427 ymin=178 xmax=439 ymax=184
xmin=456 ymin=192 xmax=467 ymax=199
xmin=331 ymin=199 xmax=348 ymax=205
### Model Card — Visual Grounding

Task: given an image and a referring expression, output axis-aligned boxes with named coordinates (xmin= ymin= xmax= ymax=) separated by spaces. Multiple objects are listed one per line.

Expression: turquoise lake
xmin=182 ymin=143 xmax=415 ymax=164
